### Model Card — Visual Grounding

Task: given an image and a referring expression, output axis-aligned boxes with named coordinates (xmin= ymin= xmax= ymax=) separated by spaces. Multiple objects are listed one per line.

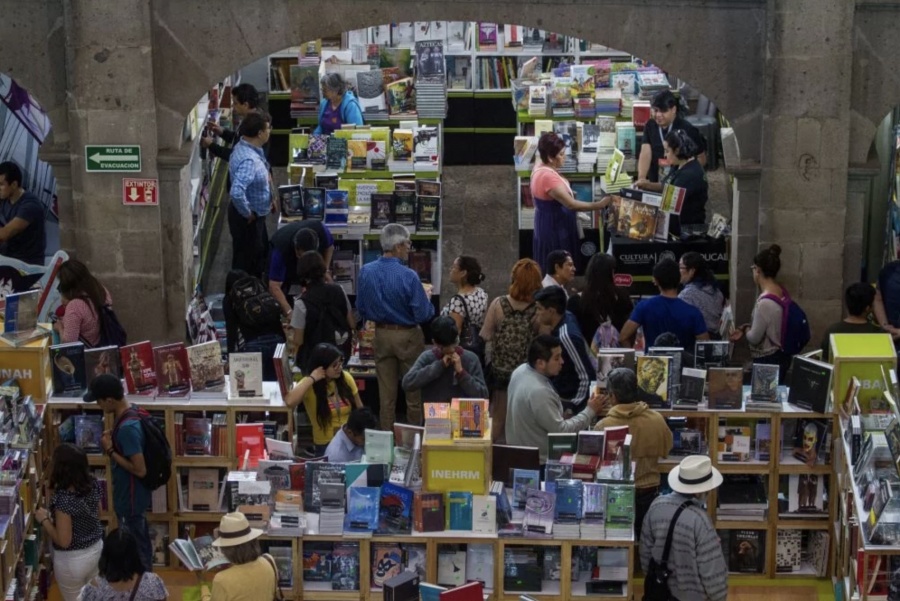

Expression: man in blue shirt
xmin=357 ymin=223 xmax=435 ymax=429
xmin=620 ymin=258 xmax=710 ymax=350
xmin=324 ymin=408 xmax=380 ymax=463
xmin=228 ymin=111 xmax=272 ymax=278
xmin=83 ymin=374 xmax=153 ymax=571
xmin=533 ymin=286 xmax=595 ymax=415
xmin=0 ymin=161 xmax=46 ymax=266
xmin=875 ymin=260 xmax=900 ymax=350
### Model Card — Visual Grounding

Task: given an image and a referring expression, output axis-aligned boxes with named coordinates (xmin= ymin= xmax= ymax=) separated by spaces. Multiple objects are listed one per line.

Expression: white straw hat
xmin=211 ymin=512 xmax=264 ymax=547
xmin=668 ymin=455 xmax=723 ymax=495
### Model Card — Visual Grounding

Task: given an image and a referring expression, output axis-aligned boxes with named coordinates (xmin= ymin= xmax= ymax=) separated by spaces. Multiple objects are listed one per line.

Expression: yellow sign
xmin=0 ymin=336 xmax=51 ymax=400
xmin=423 ymin=445 xmax=489 ymax=495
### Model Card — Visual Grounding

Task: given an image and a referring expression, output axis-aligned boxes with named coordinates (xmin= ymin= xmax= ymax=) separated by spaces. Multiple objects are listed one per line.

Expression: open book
xmin=168 ymin=535 xmax=229 ymax=571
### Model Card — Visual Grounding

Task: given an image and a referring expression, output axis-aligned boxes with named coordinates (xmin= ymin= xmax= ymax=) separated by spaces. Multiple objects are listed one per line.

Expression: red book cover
xmin=153 ymin=342 xmax=190 ymax=397
xmin=560 ymin=452 xmax=602 ymax=474
xmin=439 ymin=581 xmax=484 ymax=601
xmin=183 ymin=417 xmax=213 ymax=455
xmin=235 ymin=423 xmax=265 ymax=469
xmin=120 ymin=341 xmax=156 ymax=395
xmin=601 ymin=425 xmax=629 ymax=466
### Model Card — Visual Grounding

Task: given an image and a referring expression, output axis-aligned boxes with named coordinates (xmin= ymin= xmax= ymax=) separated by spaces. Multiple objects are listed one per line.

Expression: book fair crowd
xmin=4 ymin=83 xmax=900 ymax=601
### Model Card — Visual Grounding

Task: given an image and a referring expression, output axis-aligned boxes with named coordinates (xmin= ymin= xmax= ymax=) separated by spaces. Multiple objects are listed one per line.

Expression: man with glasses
xmin=356 ymin=223 xmax=435 ymax=429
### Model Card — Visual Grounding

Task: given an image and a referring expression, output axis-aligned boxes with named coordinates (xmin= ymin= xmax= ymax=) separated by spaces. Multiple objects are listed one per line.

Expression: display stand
xmin=830 ymin=333 xmax=898 ymax=414
xmin=0 ymin=335 xmax=52 ymax=401
xmin=656 ymin=388 xmax=836 ymax=579
xmin=609 ymin=236 xmax=729 ymax=296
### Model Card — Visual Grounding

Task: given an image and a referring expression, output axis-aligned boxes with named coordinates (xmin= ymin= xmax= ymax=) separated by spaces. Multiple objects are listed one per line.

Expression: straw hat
xmin=668 ymin=455 xmax=723 ymax=495
xmin=211 ymin=512 xmax=264 ymax=547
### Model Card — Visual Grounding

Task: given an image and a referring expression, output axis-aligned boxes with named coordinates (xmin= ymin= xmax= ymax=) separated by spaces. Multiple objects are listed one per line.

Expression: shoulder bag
xmin=128 ymin=573 xmax=143 ymax=601
xmin=643 ymin=500 xmax=693 ymax=601
xmin=263 ymin=553 xmax=286 ymax=601
xmin=453 ymin=294 xmax=485 ymax=363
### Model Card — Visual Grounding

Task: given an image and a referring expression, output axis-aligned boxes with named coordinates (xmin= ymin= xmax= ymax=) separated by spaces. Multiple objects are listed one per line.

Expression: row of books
xmin=289 ymin=124 xmax=439 ymax=172
xmin=594 ymin=344 xmax=833 ymax=414
xmin=279 ymin=182 xmax=440 ymax=236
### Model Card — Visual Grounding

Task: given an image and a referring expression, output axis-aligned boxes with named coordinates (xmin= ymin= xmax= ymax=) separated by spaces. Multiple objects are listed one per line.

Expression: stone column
xmin=728 ymin=164 xmax=762 ymax=325
xmin=759 ymin=0 xmax=856 ymax=343
xmin=846 ymin=166 xmax=878 ymax=288
xmin=62 ymin=0 xmax=170 ymax=342
xmin=157 ymin=149 xmax=195 ymax=339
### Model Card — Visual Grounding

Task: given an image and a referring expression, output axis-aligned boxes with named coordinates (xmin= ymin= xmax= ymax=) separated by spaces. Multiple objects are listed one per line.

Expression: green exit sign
xmin=85 ymin=145 xmax=141 ymax=172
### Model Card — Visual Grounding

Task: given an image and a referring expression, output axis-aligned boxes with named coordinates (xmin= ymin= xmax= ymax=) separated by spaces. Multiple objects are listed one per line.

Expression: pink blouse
xmin=530 ymin=164 xmax=571 ymax=200
xmin=62 ymin=291 xmax=112 ymax=347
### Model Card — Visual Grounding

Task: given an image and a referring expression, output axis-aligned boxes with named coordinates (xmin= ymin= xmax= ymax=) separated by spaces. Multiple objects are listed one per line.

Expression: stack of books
xmin=414 ymin=40 xmax=447 ymax=118
xmin=594 ymin=88 xmax=622 ymax=116
xmin=717 ymin=475 xmax=768 ymax=521
xmin=637 ymin=71 xmax=670 ymax=100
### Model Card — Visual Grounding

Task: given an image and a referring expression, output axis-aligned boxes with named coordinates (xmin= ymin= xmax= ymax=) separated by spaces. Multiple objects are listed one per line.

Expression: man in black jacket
xmin=200 ymin=83 xmax=261 ymax=160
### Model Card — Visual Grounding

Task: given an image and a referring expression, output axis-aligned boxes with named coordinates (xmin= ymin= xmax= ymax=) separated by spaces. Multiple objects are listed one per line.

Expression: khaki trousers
xmin=374 ymin=326 xmax=425 ymax=429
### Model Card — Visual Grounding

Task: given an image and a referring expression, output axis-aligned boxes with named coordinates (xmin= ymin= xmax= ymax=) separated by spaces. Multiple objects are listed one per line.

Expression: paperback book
xmin=153 ymin=342 xmax=190 ymax=397
xmin=168 ymin=535 xmax=228 ymax=571
xmin=120 ymin=341 xmax=157 ymax=395
xmin=227 ymin=352 xmax=264 ymax=399
xmin=787 ymin=356 xmax=833 ymax=413
xmin=50 ymin=342 xmax=87 ymax=397
xmin=707 ymin=367 xmax=743 ymax=410
xmin=84 ymin=345 xmax=121 ymax=383
xmin=186 ymin=340 xmax=225 ymax=393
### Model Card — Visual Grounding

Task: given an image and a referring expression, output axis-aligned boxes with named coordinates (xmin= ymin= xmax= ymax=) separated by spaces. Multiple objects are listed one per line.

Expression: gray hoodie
xmin=402 ymin=347 xmax=488 ymax=402
xmin=679 ymin=281 xmax=724 ymax=333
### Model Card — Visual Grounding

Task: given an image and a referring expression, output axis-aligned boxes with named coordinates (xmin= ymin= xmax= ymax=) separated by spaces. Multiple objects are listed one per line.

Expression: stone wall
xmin=0 ymin=0 xmax=897 ymax=344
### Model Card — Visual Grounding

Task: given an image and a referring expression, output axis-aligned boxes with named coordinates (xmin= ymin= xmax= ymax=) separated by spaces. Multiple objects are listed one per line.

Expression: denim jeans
xmin=244 ymin=333 xmax=285 ymax=381
xmin=118 ymin=514 xmax=153 ymax=572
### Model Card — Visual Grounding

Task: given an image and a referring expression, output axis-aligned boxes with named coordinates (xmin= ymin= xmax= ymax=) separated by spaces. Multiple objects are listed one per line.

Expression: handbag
xmin=643 ymin=500 xmax=692 ymax=601
xmin=128 ymin=573 xmax=144 ymax=601
xmin=453 ymin=294 xmax=485 ymax=363
xmin=263 ymin=553 xmax=286 ymax=601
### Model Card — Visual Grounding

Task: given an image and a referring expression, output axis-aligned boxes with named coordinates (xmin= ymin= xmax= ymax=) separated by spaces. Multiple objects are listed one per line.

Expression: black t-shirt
xmin=640 ymin=116 xmax=707 ymax=183
xmin=268 ymin=220 xmax=331 ymax=292
xmin=0 ymin=191 xmax=46 ymax=265
xmin=665 ymin=159 xmax=708 ymax=231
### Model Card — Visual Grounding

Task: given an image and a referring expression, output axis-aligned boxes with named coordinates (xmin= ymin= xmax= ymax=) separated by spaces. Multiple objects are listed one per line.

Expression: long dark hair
xmin=58 ymin=259 xmax=106 ymax=316
xmin=297 ymin=250 xmax=326 ymax=287
xmin=49 ymin=443 xmax=95 ymax=497
xmin=681 ymin=251 xmax=717 ymax=287
xmin=581 ymin=254 xmax=624 ymax=323
xmin=309 ymin=343 xmax=354 ymax=431
xmin=98 ymin=528 xmax=146 ymax=582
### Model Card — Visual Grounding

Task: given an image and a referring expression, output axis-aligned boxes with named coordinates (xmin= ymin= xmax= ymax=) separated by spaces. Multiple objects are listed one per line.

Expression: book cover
xmin=464 ymin=544 xmax=494 ymax=590
xmin=755 ymin=422 xmax=772 ymax=461
xmin=601 ymin=425 xmax=629 ymax=466
xmin=235 ymin=423 xmax=265 ymax=469
xmin=403 ymin=543 xmax=427 ymax=579
xmin=149 ymin=523 xmax=169 ymax=567
xmin=414 ymin=491 xmax=445 ymax=532
xmin=83 ymin=345 xmax=121 ymax=383
xmin=308 ymin=135 xmax=328 ymax=163
xmin=371 ymin=543 xmax=403 ymax=587
xmin=304 ymin=463 xmax=346 ymax=511
xmin=596 ymin=349 xmax=636 ymax=390
xmin=120 ymin=341 xmax=157 ymax=395
xmin=446 ymin=491 xmax=473 ymax=531
xmin=636 ymin=355 xmax=670 ymax=408
xmin=437 ymin=547 xmax=467 ymax=587
xmin=186 ymin=340 xmax=225 ymax=393
xmin=331 ymin=543 xmax=361 ymax=591
xmin=183 ymin=417 xmax=213 ymax=455
xmin=605 ymin=484 xmax=635 ymax=525
xmin=439 ymin=581 xmax=484 ymax=601
xmin=477 ymin=22 xmax=497 ymax=50
xmin=471 ymin=494 xmax=496 ymax=534
xmin=679 ymin=367 xmax=707 ymax=404
xmin=555 ymin=479 xmax=584 ymax=521
xmin=3 ymin=289 xmax=40 ymax=335
xmin=407 ymin=250 xmax=432 ymax=283
xmin=792 ymin=418 xmax=827 ymax=467
xmin=512 ymin=468 xmax=540 ymax=509
xmin=385 ymin=79 xmax=416 ymax=115
xmin=50 ymin=342 xmax=87 ymax=397
xmin=73 ymin=415 xmax=103 ymax=453
xmin=303 ymin=542 xmax=333 ymax=581
xmin=365 ymin=429 xmax=394 ymax=464
xmin=278 ymin=184 xmax=304 ymax=218
xmin=415 ymin=40 xmax=446 ymax=83
xmin=707 ymin=367 xmax=744 ymax=410
xmin=346 ymin=140 xmax=368 ymax=172
xmin=787 ymin=474 xmax=825 ymax=513
xmin=416 ymin=196 xmax=440 ymax=233
xmin=775 ymin=529 xmax=802 ymax=573
xmin=187 ymin=467 xmax=220 ymax=511
xmin=694 ymin=341 xmax=731 ymax=369
xmin=627 ymin=201 xmax=658 ymax=241
xmin=153 ymin=342 xmax=190 ymax=396
xmin=750 ymin=364 xmax=779 ymax=402
xmin=303 ymin=187 xmax=325 ymax=221
xmin=457 ymin=398 xmax=488 ymax=438
xmin=413 ymin=125 xmax=440 ymax=165
xmin=370 ymin=192 xmax=394 ymax=229
xmin=268 ymin=545 xmax=294 ymax=588
xmin=523 ymin=490 xmax=555 ymax=536
xmin=325 ymin=137 xmax=348 ymax=171
xmin=227 ymin=352 xmax=263 ymax=399
xmin=355 ymin=70 xmax=387 ymax=113
xmin=391 ymin=129 xmax=414 ymax=161
xmin=392 ymin=190 xmax=416 ymax=228
xmin=378 ymin=482 xmax=414 ymax=534
xmin=547 ymin=433 xmax=577 ymax=462
xmin=583 ymin=482 xmax=607 ymax=520
xmin=729 ymin=530 xmax=766 ymax=573
xmin=717 ymin=425 xmax=752 ymax=462
xmin=576 ymin=430 xmax=604 ymax=456
xmin=660 ymin=183 xmax=686 ymax=214
xmin=787 ymin=357 xmax=833 ymax=413
xmin=544 ymin=460 xmax=574 ymax=491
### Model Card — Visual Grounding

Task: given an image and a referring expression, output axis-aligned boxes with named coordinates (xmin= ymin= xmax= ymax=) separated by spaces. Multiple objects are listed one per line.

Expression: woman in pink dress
xmin=530 ymin=132 xmax=612 ymax=274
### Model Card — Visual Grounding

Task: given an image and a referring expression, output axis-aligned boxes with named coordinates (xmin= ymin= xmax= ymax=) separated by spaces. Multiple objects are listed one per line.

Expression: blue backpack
xmin=760 ymin=291 xmax=811 ymax=356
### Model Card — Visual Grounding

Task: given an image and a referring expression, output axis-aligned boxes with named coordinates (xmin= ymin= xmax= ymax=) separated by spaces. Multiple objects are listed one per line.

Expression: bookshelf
xmin=654 ymin=396 xmax=837 ymax=580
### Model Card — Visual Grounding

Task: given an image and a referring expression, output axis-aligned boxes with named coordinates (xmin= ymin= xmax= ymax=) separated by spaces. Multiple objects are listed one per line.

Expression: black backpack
xmin=297 ymin=284 xmax=352 ymax=371
xmin=228 ymin=275 xmax=282 ymax=329
xmin=112 ymin=407 xmax=172 ymax=491
xmin=77 ymin=303 xmax=127 ymax=349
